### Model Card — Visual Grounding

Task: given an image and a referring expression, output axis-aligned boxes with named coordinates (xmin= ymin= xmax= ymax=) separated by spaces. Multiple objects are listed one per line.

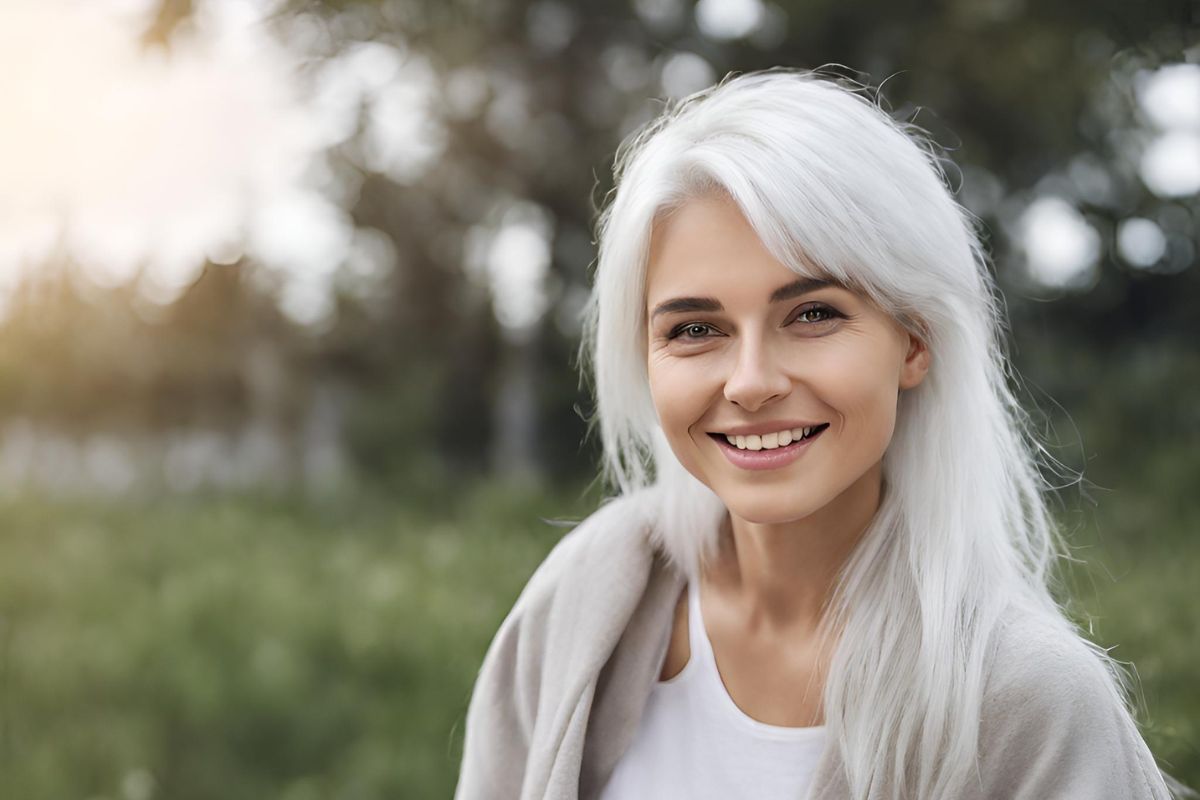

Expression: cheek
xmin=647 ymin=360 xmax=694 ymax=425
xmin=648 ymin=358 xmax=715 ymax=445
xmin=809 ymin=347 xmax=902 ymax=445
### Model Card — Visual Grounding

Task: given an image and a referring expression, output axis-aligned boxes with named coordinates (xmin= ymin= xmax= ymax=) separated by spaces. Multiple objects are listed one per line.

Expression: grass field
xmin=0 ymin=478 xmax=1195 ymax=798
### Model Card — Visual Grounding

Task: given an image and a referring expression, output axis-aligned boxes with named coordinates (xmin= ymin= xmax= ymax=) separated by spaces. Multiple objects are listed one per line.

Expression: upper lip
xmin=709 ymin=420 xmax=829 ymax=437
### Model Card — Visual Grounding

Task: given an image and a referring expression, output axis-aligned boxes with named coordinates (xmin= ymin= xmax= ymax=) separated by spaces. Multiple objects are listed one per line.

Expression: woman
xmin=455 ymin=70 xmax=1184 ymax=799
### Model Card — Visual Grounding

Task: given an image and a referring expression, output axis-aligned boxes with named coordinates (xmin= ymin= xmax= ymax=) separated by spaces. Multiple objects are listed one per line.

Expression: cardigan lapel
xmin=521 ymin=492 xmax=673 ymax=799
xmin=579 ymin=550 xmax=687 ymax=798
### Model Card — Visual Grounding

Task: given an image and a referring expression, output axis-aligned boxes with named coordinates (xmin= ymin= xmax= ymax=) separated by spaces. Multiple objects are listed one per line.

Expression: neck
xmin=706 ymin=461 xmax=884 ymax=637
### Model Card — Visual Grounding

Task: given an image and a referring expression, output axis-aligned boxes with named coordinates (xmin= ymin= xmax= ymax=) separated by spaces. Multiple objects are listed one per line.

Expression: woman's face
xmin=644 ymin=192 xmax=930 ymax=524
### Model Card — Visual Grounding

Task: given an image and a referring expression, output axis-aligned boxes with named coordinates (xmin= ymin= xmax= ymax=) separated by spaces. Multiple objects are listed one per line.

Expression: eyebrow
xmin=649 ymin=277 xmax=837 ymax=321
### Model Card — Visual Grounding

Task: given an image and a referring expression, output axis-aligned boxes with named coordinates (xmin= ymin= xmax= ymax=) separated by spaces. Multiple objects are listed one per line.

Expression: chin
xmin=715 ymin=485 xmax=826 ymax=526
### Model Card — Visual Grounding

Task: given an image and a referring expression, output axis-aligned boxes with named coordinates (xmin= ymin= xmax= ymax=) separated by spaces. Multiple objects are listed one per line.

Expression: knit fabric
xmin=454 ymin=488 xmax=1172 ymax=800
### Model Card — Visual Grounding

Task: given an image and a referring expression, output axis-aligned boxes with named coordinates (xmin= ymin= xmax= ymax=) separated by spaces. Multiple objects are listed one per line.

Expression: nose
xmin=723 ymin=337 xmax=791 ymax=412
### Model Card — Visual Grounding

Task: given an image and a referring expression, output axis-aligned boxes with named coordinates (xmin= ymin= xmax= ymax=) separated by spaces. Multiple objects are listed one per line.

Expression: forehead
xmin=645 ymin=192 xmax=832 ymax=305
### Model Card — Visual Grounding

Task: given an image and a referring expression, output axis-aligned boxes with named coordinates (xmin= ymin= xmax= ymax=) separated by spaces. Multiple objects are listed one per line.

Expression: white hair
xmin=579 ymin=69 xmax=1173 ymax=798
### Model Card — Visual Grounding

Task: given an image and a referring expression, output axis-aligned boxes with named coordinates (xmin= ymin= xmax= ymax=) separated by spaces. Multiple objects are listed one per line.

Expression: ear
xmin=899 ymin=331 xmax=931 ymax=390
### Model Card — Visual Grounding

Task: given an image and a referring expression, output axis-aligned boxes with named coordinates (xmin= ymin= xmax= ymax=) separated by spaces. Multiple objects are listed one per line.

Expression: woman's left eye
xmin=791 ymin=304 xmax=840 ymax=325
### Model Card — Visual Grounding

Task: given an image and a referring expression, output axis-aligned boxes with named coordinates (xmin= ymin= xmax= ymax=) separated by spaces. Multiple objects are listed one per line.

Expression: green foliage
xmin=1059 ymin=502 xmax=1200 ymax=791
xmin=0 ymin=482 xmax=594 ymax=799
xmin=0 ymin=474 xmax=1195 ymax=798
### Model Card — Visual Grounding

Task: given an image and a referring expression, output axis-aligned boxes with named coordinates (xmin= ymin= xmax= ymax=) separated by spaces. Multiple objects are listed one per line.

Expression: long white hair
xmin=579 ymin=68 xmax=1170 ymax=798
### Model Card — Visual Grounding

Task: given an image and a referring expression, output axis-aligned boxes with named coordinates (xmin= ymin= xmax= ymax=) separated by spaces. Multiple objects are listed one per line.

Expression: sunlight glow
xmin=1117 ymin=217 xmax=1167 ymax=268
xmin=695 ymin=0 xmax=765 ymax=40
xmin=0 ymin=0 xmax=441 ymax=325
xmin=1019 ymin=196 xmax=1100 ymax=289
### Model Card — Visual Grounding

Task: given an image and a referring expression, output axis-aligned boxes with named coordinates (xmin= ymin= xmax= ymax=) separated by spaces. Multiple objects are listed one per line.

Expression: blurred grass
xmin=1055 ymin=466 xmax=1200 ymax=790
xmin=0 ymin=481 xmax=601 ymax=799
xmin=0 ymin=476 xmax=1195 ymax=799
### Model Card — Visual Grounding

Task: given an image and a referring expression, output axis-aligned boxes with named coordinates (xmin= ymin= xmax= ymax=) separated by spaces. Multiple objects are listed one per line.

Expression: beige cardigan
xmin=454 ymin=488 xmax=1173 ymax=799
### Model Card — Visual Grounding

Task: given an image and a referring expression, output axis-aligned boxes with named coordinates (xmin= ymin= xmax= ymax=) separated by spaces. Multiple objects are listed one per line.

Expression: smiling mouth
xmin=708 ymin=423 xmax=830 ymax=451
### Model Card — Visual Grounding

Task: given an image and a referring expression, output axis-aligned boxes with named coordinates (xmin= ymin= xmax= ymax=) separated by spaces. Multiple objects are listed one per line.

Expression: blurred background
xmin=0 ymin=0 xmax=1195 ymax=797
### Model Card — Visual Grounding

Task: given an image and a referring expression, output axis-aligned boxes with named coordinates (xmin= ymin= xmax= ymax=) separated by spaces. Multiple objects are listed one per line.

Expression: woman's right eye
xmin=668 ymin=322 xmax=716 ymax=340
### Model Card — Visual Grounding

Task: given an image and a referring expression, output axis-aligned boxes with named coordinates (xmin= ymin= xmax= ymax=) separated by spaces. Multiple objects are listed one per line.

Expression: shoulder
xmin=983 ymin=604 xmax=1124 ymax=714
xmin=976 ymin=604 xmax=1170 ymax=799
xmin=456 ymin=489 xmax=663 ymax=798
xmin=483 ymin=488 xmax=662 ymax=672
xmin=476 ymin=488 xmax=663 ymax=684
xmin=513 ymin=487 xmax=662 ymax=614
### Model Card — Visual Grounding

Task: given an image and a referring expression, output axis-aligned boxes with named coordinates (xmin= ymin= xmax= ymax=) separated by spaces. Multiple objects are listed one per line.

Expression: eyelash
xmin=666 ymin=304 xmax=842 ymax=341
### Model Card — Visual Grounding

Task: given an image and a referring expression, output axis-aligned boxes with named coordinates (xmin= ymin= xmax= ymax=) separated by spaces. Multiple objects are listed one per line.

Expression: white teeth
xmin=723 ymin=426 xmax=822 ymax=450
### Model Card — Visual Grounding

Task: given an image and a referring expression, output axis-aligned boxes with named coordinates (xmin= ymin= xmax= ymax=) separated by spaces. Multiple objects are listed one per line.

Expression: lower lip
xmin=710 ymin=428 xmax=825 ymax=471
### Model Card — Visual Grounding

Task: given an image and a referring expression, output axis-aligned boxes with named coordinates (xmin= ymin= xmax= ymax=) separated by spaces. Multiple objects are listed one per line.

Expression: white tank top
xmin=598 ymin=578 xmax=828 ymax=799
